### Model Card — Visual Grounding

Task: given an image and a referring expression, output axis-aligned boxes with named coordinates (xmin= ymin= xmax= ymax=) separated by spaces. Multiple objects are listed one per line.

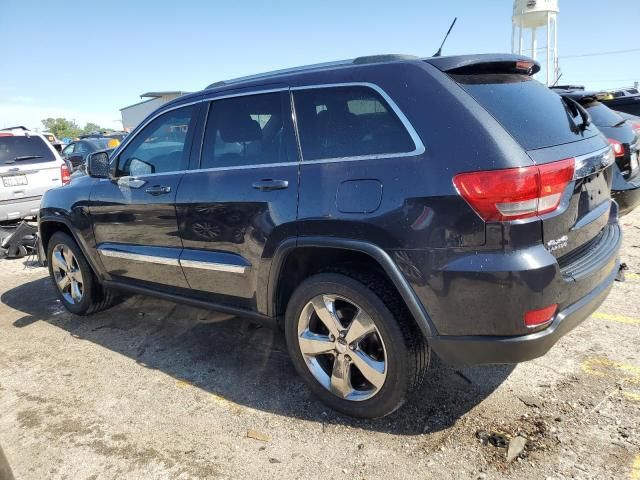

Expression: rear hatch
xmin=0 ymin=134 xmax=63 ymax=204
xmin=428 ymin=55 xmax=614 ymax=261
xmin=580 ymin=101 xmax=640 ymax=180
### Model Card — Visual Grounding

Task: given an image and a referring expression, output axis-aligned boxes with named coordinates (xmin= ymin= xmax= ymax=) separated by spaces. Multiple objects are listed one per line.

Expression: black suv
xmin=40 ymin=54 xmax=622 ymax=418
xmin=551 ymin=89 xmax=640 ymax=215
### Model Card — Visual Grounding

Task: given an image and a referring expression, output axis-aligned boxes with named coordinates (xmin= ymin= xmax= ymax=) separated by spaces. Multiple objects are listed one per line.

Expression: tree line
xmin=41 ymin=118 xmax=115 ymax=140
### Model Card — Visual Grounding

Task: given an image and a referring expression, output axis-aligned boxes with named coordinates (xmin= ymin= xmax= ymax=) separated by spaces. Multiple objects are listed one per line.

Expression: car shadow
xmin=1 ymin=277 xmax=515 ymax=436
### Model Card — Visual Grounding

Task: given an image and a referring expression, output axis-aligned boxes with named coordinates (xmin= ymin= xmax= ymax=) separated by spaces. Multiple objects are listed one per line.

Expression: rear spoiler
xmin=424 ymin=54 xmax=541 ymax=76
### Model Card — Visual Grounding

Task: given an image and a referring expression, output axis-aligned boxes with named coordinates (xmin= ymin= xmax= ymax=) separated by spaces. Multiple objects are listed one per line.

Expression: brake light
xmin=607 ymin=138 xmax=624 ymax=157
xmin=0 ymin=133 xmax=14 ymax=137
xmin=515 ymin=60 xmax=534 ymax=74
xmin=524 ymin=304 xmax=558 ymax=328
xmin=61 ymin=163 xmax=71 ymax=185
xmin=453 ymin=158 xmax=575 ymax=222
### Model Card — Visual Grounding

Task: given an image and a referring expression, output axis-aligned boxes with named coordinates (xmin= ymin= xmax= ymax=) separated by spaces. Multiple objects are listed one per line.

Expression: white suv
xmin=0 ymin=126 xmax=70 ymax=221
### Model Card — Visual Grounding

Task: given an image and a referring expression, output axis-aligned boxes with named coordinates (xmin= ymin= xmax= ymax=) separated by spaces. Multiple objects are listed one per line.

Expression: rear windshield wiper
xmin=13 ymin=155 xmax=42 ymax=161
xmin=613 ymin=119 xmax=626 ymax=127
xmin=562 ymin=96 xmax=591 ymax=132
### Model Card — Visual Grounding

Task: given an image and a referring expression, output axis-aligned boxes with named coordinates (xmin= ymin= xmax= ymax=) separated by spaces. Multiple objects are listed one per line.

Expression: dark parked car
xmin=600 ymin=91 xmax=640 ymax=116
xmin=552 ymin=89 xmax=640 ymax=215
xmin=616 ymin=110 xmax=640 ymax=132
xmin=61 ymin=138 xmax=113 ymax=170
xmin=39 ymin=54 xmax=621 ymax=418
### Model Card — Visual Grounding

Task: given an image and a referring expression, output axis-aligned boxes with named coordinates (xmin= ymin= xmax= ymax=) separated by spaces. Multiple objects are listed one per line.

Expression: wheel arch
xmin=268 ymin=237 xmax=435 ymax=338
xmin=39 ymin=217 xmax=104 ymax=279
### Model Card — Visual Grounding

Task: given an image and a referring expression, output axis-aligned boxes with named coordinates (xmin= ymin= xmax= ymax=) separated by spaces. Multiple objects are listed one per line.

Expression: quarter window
xmin=293 ymin=86 xmax=416 ymax=161
xmin=117 ymin=105 xmax=194 ymax=176
xmin=201 ymin=92 xmax=288 ymax=169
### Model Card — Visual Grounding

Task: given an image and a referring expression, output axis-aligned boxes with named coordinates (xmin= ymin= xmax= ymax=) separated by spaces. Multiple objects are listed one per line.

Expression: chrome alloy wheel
xmin=51 ymin=244 xmax=84 ymax=304
xmin=297 ymin=294 xmax=387 ymax=401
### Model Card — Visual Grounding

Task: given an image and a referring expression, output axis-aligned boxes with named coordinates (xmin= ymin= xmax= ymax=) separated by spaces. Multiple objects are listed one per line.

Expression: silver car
xmin=0 ymin=126 xmax=69 ymax=221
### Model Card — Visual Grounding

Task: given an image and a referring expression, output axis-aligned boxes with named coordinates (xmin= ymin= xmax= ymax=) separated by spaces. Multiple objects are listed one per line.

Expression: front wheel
xmin=284 ymin=272 xmax=429 ymax=418
xmin=47 ymin=231 xmax=114 ymax=315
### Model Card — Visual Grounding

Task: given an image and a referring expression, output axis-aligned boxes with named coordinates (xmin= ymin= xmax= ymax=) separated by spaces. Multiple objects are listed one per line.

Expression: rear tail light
xmin=607 ymin=138 xmax=624 ymax=157
xmin=524 ymin=304 xmax=558 ymax=328
xmin=630 ymin=122 xmax=640 ymax=134
xmin=61 ymin=163 xmax=71 ymax=185
xmin=515 ymin=60 xmax=535 ymax=74
xmin=0 ymin=133 xmax=14 ymax=137
xmin=453 ymin=158 xmax=575 ymax=222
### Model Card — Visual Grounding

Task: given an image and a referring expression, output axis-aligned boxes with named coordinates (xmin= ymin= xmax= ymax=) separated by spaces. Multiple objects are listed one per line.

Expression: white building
xmin=120 ymin=91 xmax=187 ymax=131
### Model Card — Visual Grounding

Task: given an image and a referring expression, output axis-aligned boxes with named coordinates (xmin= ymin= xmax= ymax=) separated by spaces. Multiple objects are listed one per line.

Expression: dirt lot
xmin=1 ymin=211 xmax=639 ymax=480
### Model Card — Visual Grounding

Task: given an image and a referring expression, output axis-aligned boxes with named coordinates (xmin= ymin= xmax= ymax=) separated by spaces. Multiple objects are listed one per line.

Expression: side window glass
xmin=118 ymin=105 xmax=194 ymax=176
xmin=201 ymin=92 xmax=287 ymax=169
xmin=292 ymin=86 xmax=416 ymax=161
xmin=62 ymin=143 xmax=75 ymax=156
xmin=75 ymin=142 xmax=89 ymax=154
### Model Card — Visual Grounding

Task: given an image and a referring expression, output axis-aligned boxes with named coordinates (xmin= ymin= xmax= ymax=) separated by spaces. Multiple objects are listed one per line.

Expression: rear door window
xmin=451 ymin=74 xmax=599 ymax=150
xmin=0 ymin=135 xmax=56 ymax=165
xmin=292 ymin=85 xmax=417 ymax=161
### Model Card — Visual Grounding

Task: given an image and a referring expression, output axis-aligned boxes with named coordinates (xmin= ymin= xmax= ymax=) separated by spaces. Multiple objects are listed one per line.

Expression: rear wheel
xmin=47 ymin=231 xmax=114 ymax=315
xmin=285 ymin=272 xmax=429 ymax=418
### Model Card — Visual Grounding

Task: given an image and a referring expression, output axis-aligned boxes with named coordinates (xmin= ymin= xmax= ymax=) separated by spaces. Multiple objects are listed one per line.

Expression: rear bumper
xmin=0 ymin=196 xmax=42 ymax=221
xmin=395 ymin=204 xmax=622 ymax=367
xmin=429 ymin=258 xmax=618 ymax=366
xmin=613 ymin=183 xmax=640 ymax=216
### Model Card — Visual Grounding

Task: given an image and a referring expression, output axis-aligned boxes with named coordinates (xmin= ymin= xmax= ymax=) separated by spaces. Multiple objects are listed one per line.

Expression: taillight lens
xmin=524 ymin=304 xmax=558 ymax=328
xmin=0 ymin=133 xmax=14 ymax=137
xmin=453 ymin=158 xmax=575 ymax=222
xmin=607 ymin=138 xmax=624 ymax=157
xmin=61 ymin=163 xmax=71 ymax=185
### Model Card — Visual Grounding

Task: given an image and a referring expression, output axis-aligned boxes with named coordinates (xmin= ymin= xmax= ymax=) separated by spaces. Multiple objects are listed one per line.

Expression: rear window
xmin=86 ymin=138 xmax=111 ymax=150
xmin=451 ymin=74 xmax=599 ymax=150
xmin=293 ymin=86 xmax=416 ymax=161
xmin=581 ymin=101 xmax=624 ymax=128
xmin=0 ymin=135 xmax=56 ymax=165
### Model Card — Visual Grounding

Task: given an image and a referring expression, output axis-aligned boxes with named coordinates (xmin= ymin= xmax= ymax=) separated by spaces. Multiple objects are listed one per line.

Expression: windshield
xmin=451 ymin=73 xmax=599 ymax=150
xmin=581 ymin=101 xmax=625 ymax=127
xmin=0 ymin=135 xmax=56 ymax=165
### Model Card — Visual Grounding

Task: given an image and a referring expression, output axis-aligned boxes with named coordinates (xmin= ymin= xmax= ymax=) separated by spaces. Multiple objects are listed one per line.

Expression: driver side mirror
xmin=86 ymin=151 xmax=111 ymax=179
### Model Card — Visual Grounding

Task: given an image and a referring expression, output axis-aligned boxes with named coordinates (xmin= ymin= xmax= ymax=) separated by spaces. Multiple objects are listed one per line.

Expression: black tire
xmin=284 ymin=272 xmax=429 ymax=418
xmin=47 ymin=231 xmax=115 ymax=315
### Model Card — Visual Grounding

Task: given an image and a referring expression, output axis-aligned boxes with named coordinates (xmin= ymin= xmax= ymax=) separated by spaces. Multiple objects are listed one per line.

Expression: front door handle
xmin=252 ymin=179 xmax=289 ymax=191
xmin=145 ymin=185 xmax=172 ymax=196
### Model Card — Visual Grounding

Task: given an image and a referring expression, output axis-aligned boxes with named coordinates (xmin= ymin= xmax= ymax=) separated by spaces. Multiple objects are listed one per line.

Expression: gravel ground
xmin=0 ymin=210 xmax=639 ymax=480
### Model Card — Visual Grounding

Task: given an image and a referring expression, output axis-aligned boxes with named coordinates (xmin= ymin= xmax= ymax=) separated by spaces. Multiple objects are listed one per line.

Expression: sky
xmin=1 ymin=0 xmax=638 ymax=131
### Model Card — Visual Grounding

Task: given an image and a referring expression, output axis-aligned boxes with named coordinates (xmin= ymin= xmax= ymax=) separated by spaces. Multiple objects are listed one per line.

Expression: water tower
xmin=512 ymin=0 xmax=559 ymax=85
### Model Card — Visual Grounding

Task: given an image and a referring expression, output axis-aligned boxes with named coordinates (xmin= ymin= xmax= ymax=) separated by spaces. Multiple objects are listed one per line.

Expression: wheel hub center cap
xmin=335 ymin=338 xmax=347 ymax=354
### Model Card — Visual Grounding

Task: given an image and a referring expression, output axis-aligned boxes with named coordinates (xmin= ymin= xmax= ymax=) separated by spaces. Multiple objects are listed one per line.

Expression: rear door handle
xmin=252 ymin=179 xmax=289 ymax=191
xmin=145 ymin=185 xmax=172 ymax=195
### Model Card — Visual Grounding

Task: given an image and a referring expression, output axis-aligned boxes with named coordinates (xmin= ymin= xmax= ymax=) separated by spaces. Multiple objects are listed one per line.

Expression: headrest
xmin=219 ymin=114 xmax=262 ymax=143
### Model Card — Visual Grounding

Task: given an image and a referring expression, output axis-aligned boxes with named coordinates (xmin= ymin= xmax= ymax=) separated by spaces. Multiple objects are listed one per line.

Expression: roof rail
xmin=550 ymin=85 xmax=585 ymax=91
xmin=205 ymin=53 xmax=419 ymax=89
xmin=0 ymin=126 xmax=29 ymax=131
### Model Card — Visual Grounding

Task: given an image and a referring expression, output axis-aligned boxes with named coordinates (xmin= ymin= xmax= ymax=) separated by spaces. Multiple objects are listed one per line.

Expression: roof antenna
xmin=433 ymin=17 xmax=457 ymax=57
xmin=550 ymin=72 xmax=563 ymax=88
